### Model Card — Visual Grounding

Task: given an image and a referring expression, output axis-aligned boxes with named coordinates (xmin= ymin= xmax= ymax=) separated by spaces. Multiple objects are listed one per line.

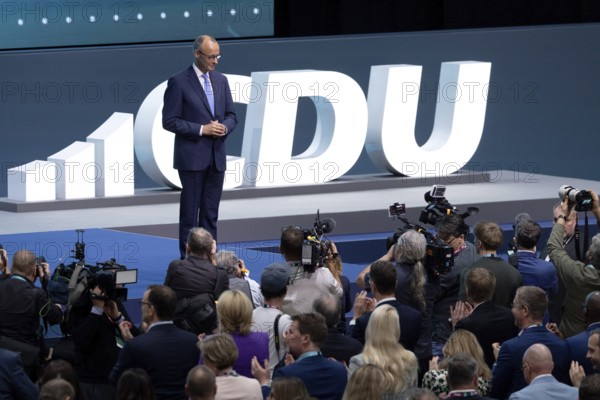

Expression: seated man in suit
xmin=570 ymin=328 xmax=600 ymax=388
xmin=567 ymin=291 xmax=600 ymax=375
xmin=508 ymin=343 xmax=577 ymax=400
xmin=109 ymin=285 xmax=200 ymax=400
xmin=490 ymin=286 xmax=570 ymax=399
xmin=185 ymin=366 xmax=216 ymax=400
xmin=252 ymin=313 xmax=347 ymax=400
xmin=446 ymin=354 xmax=494 ymax=399
xmin=313 ymin=293 xmax=363 ymax=365
xmin=350 ymin=260 xmax=421 ymax=352
xmin=453 ymin=268 xmax=519 ymax=367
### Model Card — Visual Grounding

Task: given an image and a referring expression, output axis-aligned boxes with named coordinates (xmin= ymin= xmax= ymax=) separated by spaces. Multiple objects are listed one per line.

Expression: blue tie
xmin=202 ymin=73 xmax=214 ymax=115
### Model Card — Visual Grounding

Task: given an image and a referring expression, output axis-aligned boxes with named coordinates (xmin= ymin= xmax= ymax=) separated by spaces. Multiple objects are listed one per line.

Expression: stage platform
xmin=1 ymin=171 xmax=598 ymax=242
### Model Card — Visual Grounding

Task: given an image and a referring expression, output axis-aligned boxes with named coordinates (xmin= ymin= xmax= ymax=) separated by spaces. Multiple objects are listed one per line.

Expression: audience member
xmin=432 ymin=214 xmax=480 ymax=357
xmin=459 ymin=221 xmax=523 ymax=308
xmin=0 ymin=244 xmax=8 ymax=278
xmin=39 ymin=378 xmax=75 ymax=400
xmin=351 ymin=260 xmax=421 ymax=352
xmin=348 ymin=305 xmax=418 ymax=398
xmin=422 ymin=329 xmax=491 ymax=397
xmin=508 ymin=343 xmax=577 ymax=400
xmin=342 ymin=364 xmax=386 ymax=400
xmin=269 ymin=376 xmax=310 ymax=400
xmin=217 ymin=290 xmax=269 ymax=378
xmin=115 ymin=368 xmax=155 ymax=400
xmin=570 ymin=328 xmax=600 ymax=388
xmin=165 ymin=227 xmax=229 ymax=334
xmin=0 ymin=348 xmax=38 ymax=399
xmin=252 ymin=313 xmax=347 ymax=400
xmin=313 ymin=293 xmax=362 ymax=365
xmin=109 ymin=285 xmax=199 ymax=400
xmin=252 ymin=262 xmax=292 ymax=377
xmin=326 ymin=242 xmax=353 ymax=334
xmin=200 ymin=333 xmax=262 ymax=400
xmin=401 ymin=387 xmax=439 ymax=400
xmin=568 ymin=291 xmax=600 ymax=375
xmin=185 ymin=366 xmax=216 ymax=400
xmin=490 ymin=286 xmax=570 ymax=399
xmin=579 ymin=374 xmax=600 ymax=400
xmin=216 ymin=251 xmax=262 ymax=308
xmin=453 ymin=268 xmax=519 ymax=367
xmin=446 ymin=354 xmax=494 ymax=399
xmin=513 ymin=219 xmax=558 ymax=320
xmin=38 ymin=360 xmax=85 ymax=400
xmin=280 ymin=226 xmax=342 ymax=316
xmin=547 ymin=193 xmax=600 ymax=337
xmin=0 ymin=250 xmax=63 ymax=373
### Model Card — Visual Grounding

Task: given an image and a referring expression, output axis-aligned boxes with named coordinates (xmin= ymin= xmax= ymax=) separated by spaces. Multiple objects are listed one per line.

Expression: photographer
xmin=70 ymin=273 xmax=136 ymax=400
xmin=0 ymin=250 xmax=63 ymax=377
xmin=280 ymin=226 xmax=343 ymax=316
xmin=547 ymin=189 xmax=600 ymax=338
xmin=431 ymin=214 xmax=480 ymax=357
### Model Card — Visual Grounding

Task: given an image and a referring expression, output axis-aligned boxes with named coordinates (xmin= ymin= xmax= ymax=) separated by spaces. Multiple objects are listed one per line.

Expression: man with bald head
xmin=508 ymin=343 xmax=578 ymax=399
xmin=568 ymin=291 xmax=600 ymax=375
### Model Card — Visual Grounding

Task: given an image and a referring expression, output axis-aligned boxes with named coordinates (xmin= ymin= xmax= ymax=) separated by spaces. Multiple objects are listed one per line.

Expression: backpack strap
xmin=274 ymin=313 xmax=282 ymax=357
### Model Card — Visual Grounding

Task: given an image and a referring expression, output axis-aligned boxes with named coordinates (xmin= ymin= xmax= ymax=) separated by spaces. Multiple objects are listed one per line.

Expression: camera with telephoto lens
xmin=386 ymin=202 xmax=454 ymax=277
xmin=298 ymin=210 xmax=336 ymax=273
xmin=559 ymin=185 xmax=594 ymax=212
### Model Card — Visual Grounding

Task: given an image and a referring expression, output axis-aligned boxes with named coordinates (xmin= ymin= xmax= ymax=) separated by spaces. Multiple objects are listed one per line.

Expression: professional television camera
xmin=300 ymin=210 xmax=336 ymax=273
xmin=419 ymin=185 xmax=479 ymax=226
xmin=559 ymin=185 xmax=594 ymax=212
xmin=387 ymin=202 xmax=454 ymax=276
xmin=48 ymin=229 xmax=138 ymax=307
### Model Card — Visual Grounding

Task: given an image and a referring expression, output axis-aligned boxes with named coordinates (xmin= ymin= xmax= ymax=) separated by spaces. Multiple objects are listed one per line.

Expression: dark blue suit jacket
xmin=490 ymin=325 xmax=570 ymax=399
xmin=0 ymin=348 xmax=38 ymax=400
xmin=163 ymin=66 xmax=237 ymax=172
xmin=566 ymin=322 xmax=600 ymax=375
xmin=109 ymin=323 xmax=200 ymax=400
xmin=351 ymin=298 xmax=421 ymax=352
xmin=267 ymin=354 xmax=347 ymax=400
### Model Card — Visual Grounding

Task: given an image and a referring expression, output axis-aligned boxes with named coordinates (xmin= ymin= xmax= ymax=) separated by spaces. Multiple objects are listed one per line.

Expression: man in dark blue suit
xmin=490 ymin=286 xmax=570 ymax=399
xmin=567 ymin=291 xmax=600 ymax=375
xmin=252 ymin=313 xmax=347 ymax=400
xmin=109 ymin=285 xmax=200 ymax=400
xmin=0 ymin=348 xmax=38 ymax=399
xmin=350 ymin=260 xmax=421 ymax=352
xmin=163 ymin=35 xmax=237 ymax=258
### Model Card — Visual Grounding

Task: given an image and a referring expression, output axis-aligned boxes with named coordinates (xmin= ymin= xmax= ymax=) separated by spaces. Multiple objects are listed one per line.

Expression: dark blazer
xmin=351 ymin=298 xmax=421 ymax=352
xmin=321 ymin=329 xmax=363 ymax=365
xmin=164 ymin=256 xmax=229 ymax=300
xmin=109 ymin=323 xmax=200 ymax=400
xmin=455 ymin=301 xmax=519 ymax=368
xmin=163 ymin=66 xmax=237 ymax=172
xmin=0 ymin=348 xmax=38 ymax=400
xmin=566 ymin=322 xmax=600 ymax=375
xmin=490 ymin=325 xmax=570 ymax=400
xmin=270 ymin=354 xmax=347 ymax=400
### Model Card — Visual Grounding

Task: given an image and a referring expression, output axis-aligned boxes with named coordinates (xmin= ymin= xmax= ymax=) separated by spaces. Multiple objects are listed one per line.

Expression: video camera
xmin=387 ymin=202 xmax=454 ymax=276
xmin=300 ymin=210 xmax=336 ymax=273
xmin=559 ymin=185 xmax=593 ymax=212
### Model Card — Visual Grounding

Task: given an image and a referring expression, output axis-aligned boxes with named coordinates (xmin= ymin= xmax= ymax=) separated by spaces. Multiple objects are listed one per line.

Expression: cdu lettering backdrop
xmin=1 ymin=23 xmax=599 ymax=198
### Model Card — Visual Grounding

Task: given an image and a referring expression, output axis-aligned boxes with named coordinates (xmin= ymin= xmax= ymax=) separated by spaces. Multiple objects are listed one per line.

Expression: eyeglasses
xmin=511 ymin=302 xmax=526 ymax=310
xmin=196 ymin=50 xmax=221 ymax=61
xmin=140 ymin=300 xmax=152 ymax=308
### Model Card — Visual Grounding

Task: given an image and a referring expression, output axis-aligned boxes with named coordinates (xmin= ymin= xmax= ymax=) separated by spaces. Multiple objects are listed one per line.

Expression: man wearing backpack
xmin=165 ymin=227 xmax=228 ymax=334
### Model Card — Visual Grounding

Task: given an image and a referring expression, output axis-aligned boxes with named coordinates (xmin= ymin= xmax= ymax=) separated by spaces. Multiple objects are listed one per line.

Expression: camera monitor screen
xmin=115 ymin=269 xmax=138 ymax=285
xmin=0 ymin=0 xmax=274 ymax=50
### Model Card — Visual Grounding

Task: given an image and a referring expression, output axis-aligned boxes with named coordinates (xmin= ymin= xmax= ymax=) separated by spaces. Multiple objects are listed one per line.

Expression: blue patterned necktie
xmin=202 ymin=73 xmax=214 ymax=115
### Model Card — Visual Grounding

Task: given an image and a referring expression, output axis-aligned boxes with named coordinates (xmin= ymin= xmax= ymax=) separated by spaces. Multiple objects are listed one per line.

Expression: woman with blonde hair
xmin=216 ymin=290 xmax=269 ymax=378
xmin=422 ymin=329 xmax=492 ymax=396
xmin=342 ymin=364 xmax=386 ymax=400
xmin=348 ymin=305 xmax=418 ymax=399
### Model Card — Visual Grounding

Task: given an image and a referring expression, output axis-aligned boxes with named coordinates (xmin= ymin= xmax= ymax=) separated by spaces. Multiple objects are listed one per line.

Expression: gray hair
xmin=587 ymin=234 xmax=600 ymax=267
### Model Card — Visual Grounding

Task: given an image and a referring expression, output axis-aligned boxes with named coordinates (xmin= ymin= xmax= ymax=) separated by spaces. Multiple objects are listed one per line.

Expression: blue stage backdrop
xmin=1 ymin=24 xmax=600 ymax=196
